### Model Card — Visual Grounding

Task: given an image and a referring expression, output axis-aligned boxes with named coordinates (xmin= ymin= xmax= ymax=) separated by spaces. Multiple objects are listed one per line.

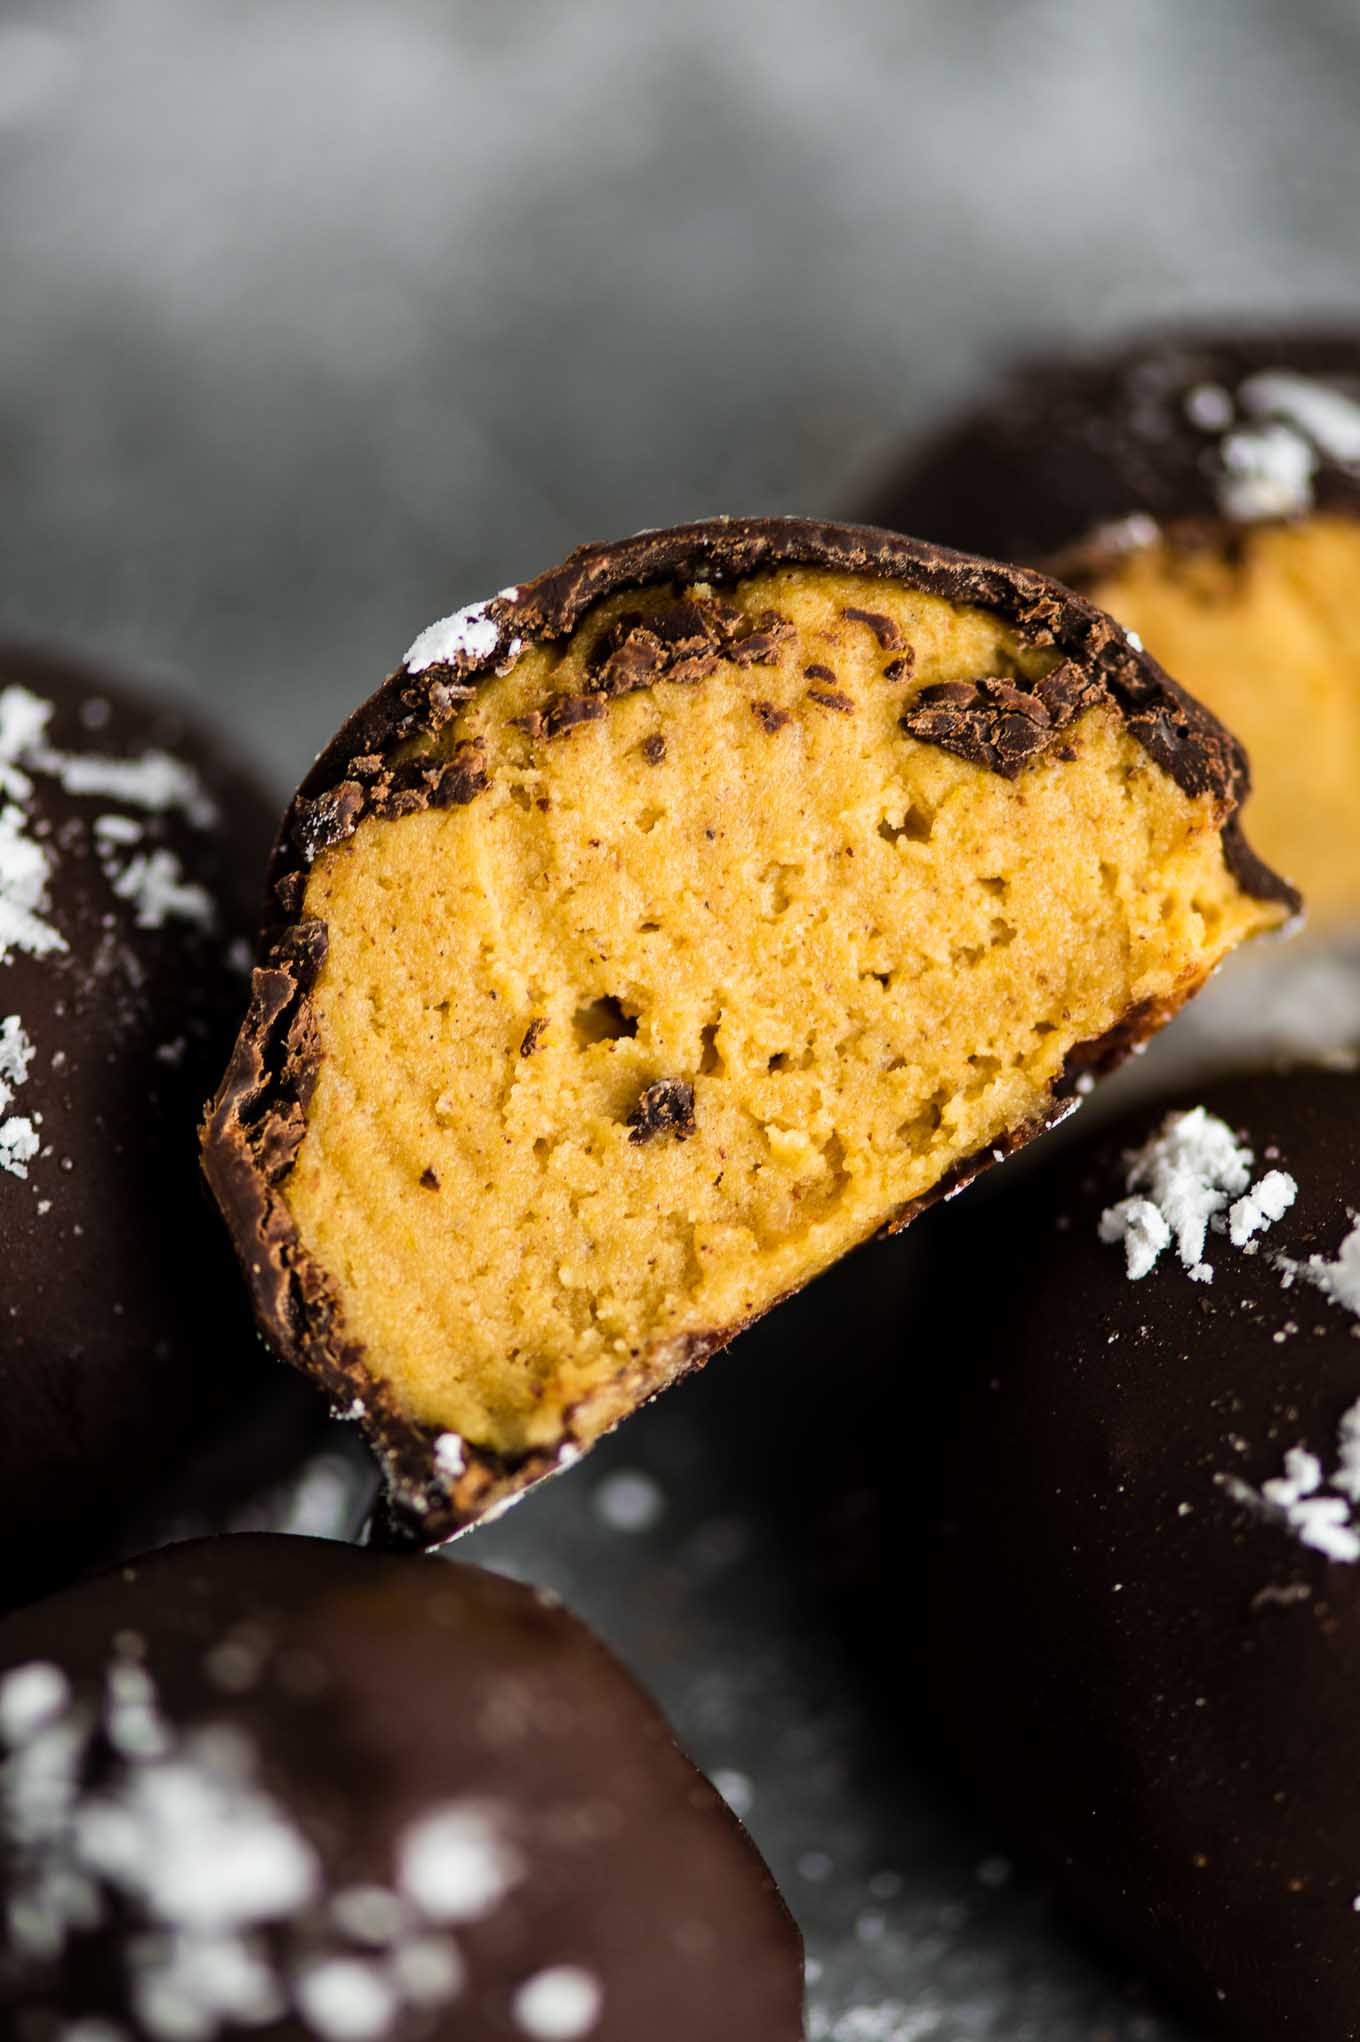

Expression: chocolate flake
xmin=641 ymin=732 xmax=667 ymax=764
xmin=807 ymin=688 xmax=855 ymax=715
xmin=883 ymin=651 xmax=916 ymax=683
xmin=544 ymin=693 xmax=609 ymax=740
xmin=428 ymin=738 xmax=490 ymax=809
xmin=627 ymin=1078 xmax=697 ymax=1145
xmin=419 ymin=1166 xmax=440 ymax=1190
xmin=520 ymin=1018 xmax=547 ymax=1058
xmin=899 ymin=660 xmax=1103 ymax=779
xmin=803 ymin=663 xmax=838 ymax=683
xmin=843 ymin=606 xmax=904 ymax=650
xmin=751 ymin=701 xmax=791 ymax=734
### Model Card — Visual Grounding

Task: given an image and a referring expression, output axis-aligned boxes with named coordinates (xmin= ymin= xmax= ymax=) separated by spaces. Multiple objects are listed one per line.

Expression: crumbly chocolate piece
xmin=0 ymin=1534 xmax=803 ymax=2041
xmin=627 ymin=1077 xmax=697 ymax=1144
xmin=899 ymin=662 xmax=1101 ymax=778
xmin=202 ymin=517 xmax=1293 ymax=1546
xmin=0 ymin=645 xmax=317 ymax=1608
xmin=806 ymin=687 xmax=854 ymax=715
xmin=862 ymin=330 xmax=1360 ymax=925
xmin=938 ymin=1065 xmax=1360 ymax=2041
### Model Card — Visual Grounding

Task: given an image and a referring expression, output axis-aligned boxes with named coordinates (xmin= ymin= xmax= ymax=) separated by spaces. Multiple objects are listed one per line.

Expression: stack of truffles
xmin=4 ymin=327 xmax=1360 ymax=2042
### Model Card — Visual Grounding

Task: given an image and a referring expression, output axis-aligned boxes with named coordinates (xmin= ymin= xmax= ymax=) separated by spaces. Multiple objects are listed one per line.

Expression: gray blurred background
xmin=5 ymin=3 xmax=1360 ymax=2036
xmin=6 ymin=0 xmax=1360 ymax=779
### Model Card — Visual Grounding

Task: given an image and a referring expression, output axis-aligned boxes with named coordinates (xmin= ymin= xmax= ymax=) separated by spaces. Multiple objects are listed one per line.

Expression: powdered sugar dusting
xmin=0 ymin=1012 xmax=38 ymax=1179
xmin=397 ymin=1802 xmax=524 ymax=1923
xmin=0 ymin=1651 xmax=487 ymax=2035
xmin=1199 ymin=366 xmax=1360 ymax=521
xmin=511 ymin=1964 xmax=604 ymax=2039
xmin=1098 ymin=1106 xmax=1270 ymax=1280
xmin=0 ymin=1662 xmax=69 ymax=1745
xmin=109 ymin=847 xmax=216 ymax=931
xmin=0 ymin=799 xmax=66 ymax=966
xmin=404 ymin=599 xmax=501 ymax=674
xmin=1307 ymin=1219 xmax=1360 ymax=1318
xmin=433 ymin=1432 xmax=466 ymax=1480
xmin=0 ymin=680 xmax=229 ymax=1195
xmin=1228 ymin=1168 xmax=1298 ymax=1246
xmin=1240 ymin=370 xmax=1360 ymax=467
xmin=1224 ymin=1403 xmax=1360 ymax=1564
xmin=294 ymin=1957 xmax=398 ymax=2040
xmin=1217 ymin=420 xmax=1317 ymax=520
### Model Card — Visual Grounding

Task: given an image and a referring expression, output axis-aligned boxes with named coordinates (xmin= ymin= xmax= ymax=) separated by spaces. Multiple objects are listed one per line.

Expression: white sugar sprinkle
xmin=397 ymin=1802 xmax=523 ymax=1922
xmin=1224 ymin=1400 xmax=1360 ymax=1564
xmin=0 ymin=1662 xmax=70 ymax=1745
xmin=1098 ymin=1107 xmax=1257 ymax=1280
xmin=1185 ymin=382 xmax=1234 ymax=431
xmin=108 ymin=848 xmax=216 ymax=932
xmin=294 ymin=1957 xmax=398 ymax=2041
xmin=0 ymin=799 xmax=66 ymax=966
xmin=433 ymin=1432 xmax=466 ymax=1480
xmin=1239 ymin=369 xmax=1360 ymax=466
xmin=511 ymin=1965 xmax=604 ymax=2040
xmin=1228 ymin=1168 xmax=1298 ymax=1246
xmin=37 ymin=744 xmax=217 ymax=828
xmin=0 ymin=1012 xmax=38 ymax=1180
xmin=1217 ymin=420 xmax=1316 ymax=520
xmin=1307 ymin=1220 xmax=1360 ymax=1319
xmin=330 ymin=1885 xmax=407 ymax=1945
xmin=389 ymin=1934 xmax=465 ymax=2005
xmin=404 ymin=599 xmax=501 ymax=674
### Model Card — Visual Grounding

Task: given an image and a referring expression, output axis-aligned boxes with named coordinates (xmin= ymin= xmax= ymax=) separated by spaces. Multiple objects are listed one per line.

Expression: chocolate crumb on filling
xmin=900 ymin=660 xmax=1103 ymax=778
xmin=807 ymin=687 xmax=855 ymax=714
xmin=627 ymin=1078 xmax=698 ymax=1145
xmin=202 ymin=518 xmax=1294 ymax=1547
xmin=520 ymin=1018 xmax=548 ymax=1058
xmin=843 ymin=605 xmax=905 ymax=650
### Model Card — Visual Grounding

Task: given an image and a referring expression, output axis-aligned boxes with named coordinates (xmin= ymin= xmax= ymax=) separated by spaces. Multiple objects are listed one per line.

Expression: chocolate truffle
xmin=0 ymin=644 xmax=310 ymax=1606
xmin=0 ymin=1533 xmax=804 ymax=2041
xmin=939 ymin=1064 xmax=1360 ymax=2039
xmin=864 ymin=331 xmax=1360 ymax=925
xmin=202 ymin=516 xmax=1292 ymax=1544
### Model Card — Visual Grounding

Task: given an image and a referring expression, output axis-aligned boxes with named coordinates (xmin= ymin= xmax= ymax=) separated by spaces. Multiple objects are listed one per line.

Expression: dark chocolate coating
xmin=0 ymin=645 xmax=317 ymax=1609
xmin=939 ymin=1064 xmax=1360 ymax=2040
xmin=200 ymin=516 xmax=1293 ymax=1546
xmin=0 ymin=1533 xmax=804 ymax=2040
xmin=863 ymin=330 xmax=1360 ymax=569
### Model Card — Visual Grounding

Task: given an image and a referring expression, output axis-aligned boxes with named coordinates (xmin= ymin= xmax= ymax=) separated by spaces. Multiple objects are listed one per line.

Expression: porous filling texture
xmin=288 ymin=567 xmax=1273 ymax=1455
xmin=1088 ymin=513 xmax=1360 ymax=927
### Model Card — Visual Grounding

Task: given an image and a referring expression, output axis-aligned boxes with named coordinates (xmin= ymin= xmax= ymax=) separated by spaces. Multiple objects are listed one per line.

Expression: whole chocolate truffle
xmin=201 ymin=515 xmax=1291 ymax=1546
xmin=0 ymin=645 xmax=310 ymax=1605
xmin=864 ymin=331 xmax=1360 ymax=926
xmin=0 ymin=1534 xmax=804 ymax=2040
xmin=939 ymin=1064 xmax=1360 ymax=2039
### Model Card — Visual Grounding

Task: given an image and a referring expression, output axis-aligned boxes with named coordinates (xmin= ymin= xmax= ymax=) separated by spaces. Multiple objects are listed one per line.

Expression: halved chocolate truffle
xmin=0 ymin=645 xmax=313 ymax=1607
xmin=865 ymin=331 xmax=1360 ymax=925
xmin=0 ymin=1533 xmax=804 ymax=2040
xmin=939 ymin=1064 xmax=1360 ymax=2040
xmin=202 ymin=516 xmax=1293 ymax=1543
